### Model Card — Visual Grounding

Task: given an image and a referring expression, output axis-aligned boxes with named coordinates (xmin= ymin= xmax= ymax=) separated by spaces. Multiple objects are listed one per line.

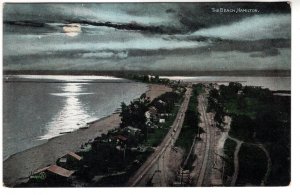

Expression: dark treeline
xmin=127 ymin=74 xmax=170 ymax=84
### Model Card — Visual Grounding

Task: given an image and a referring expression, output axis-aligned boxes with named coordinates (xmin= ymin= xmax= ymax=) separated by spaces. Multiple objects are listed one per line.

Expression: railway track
xmin=196 ymin=95 xmax=215 ymax=186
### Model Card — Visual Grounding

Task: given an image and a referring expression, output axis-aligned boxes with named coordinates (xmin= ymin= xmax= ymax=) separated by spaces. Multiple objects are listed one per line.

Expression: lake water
xmin=3 ymin=75 xmax=148 ymax=160
xmin=161 ymin=76 xmax=291 ymax=91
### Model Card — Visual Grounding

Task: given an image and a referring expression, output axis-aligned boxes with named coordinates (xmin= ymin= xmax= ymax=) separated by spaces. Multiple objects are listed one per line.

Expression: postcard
xmin=2 ymin=1 xmax=291 ymax=187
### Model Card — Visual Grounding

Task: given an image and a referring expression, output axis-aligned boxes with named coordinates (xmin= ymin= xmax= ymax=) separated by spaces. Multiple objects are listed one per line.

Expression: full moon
xmin=63 ymin=23 xmax=81 ymax=37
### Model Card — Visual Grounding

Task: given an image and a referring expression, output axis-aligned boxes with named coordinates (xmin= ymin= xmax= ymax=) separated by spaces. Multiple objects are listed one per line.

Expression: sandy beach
xmin=3 ymin=84 xmax=171 ymax=187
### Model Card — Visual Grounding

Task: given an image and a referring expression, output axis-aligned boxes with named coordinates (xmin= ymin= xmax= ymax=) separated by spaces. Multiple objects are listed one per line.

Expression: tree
xmin=154 ymin=75 xmax=159 ymax=83
xmin=119 ymin=98 xmax=150 ymax=132
xmin=230 ymin=114 xmax=255 ymax=141
xmin=142 ymin=75 xmax=149 ymax=82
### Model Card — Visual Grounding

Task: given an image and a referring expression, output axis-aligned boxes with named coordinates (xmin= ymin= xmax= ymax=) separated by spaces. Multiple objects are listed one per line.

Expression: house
xmin=145 ymin=111 xmax=151 ymax=119
xmin=148 ymin=106 xmax=158 ymax=115
xmin=158 ymin=100 xmax=166 ymax=105
xmin=114 ymin=135 xmax=128 ymax=143
xmin=159 ymin=118 xmax=166 ymax=123
xmin=174 ymin=90 xmax=181 ymax=95
xmin=131 ymin=145 xmax=147 ymax=153
xmin=159 ymin=113 xmax=171 ymax=117
xmin=174 ymin=103 xmax=181 ymax=107
xmin=31 ymin=165 xmax=74 ymax=181
xmin=132 ymin=98 xmax=141 ymax=103
xmin=57 ymin=152 xmax=82 ymax=169
xmin=145 ymin=121 xmax=158 ymax=129
xmin=78 ymin=143 xmax=92 ymax=153
xmin=123 ymin=126 xmax=142 ymax=136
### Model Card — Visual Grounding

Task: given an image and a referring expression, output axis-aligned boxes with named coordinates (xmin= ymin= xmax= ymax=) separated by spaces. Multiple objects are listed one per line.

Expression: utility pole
xmin=180 ymin=167 xmax=184 ymax=186
xmin=221 ymin=159 xmax=225 ymax=184
xmin=123 ymin=144 xmax=127 ymax=161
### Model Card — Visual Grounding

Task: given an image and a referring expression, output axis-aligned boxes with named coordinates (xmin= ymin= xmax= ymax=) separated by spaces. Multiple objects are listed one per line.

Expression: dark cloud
xmin=250 ymin=48 xmax=280 ymax=58
xmin=3 ymin=2 xmax=291 ymax=35
xmin=165 ymin=8 xmax=176 ymax=14
xmin=4 ymin=21 xmax=63 ymax=34
xmin=210 ymin=39 xmax=290 ymax=53
xmin=126 ymin=38 xmax=290 ymax=57
xmin=64 ymin=20 xmax=180 ymax=34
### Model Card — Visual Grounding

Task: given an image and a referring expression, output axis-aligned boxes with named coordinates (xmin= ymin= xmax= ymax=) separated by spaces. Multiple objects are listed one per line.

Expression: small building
xmin=174 ymin=90 xmax=181 ymax=95
xmin=159 ymin=113 xmax=171 ymax=117
xmin=78 ymin=143 xmax=92 ymax=153
xmin=158 ymin=100 xmax=166 ymax=105
xmin=159 ymin=118 xmax=166 ymax=123
xmin=145 ymin=121 xmax=158 ymax=129
xmin=148 ymin=106 xmax=158 ymax=115
xmin=115 ymin=135 xmax=128 ymax=143
xmin=57 ymin=152 xmax=82 ymax=170
xmin=174 ymin=103 xmax=181 ymax=107
xmin=31 ymin=165 xmax=74 ymax=182
xmin=123 ymin=126 xmax=142 ymax=136
xmin=145 ymin=111 xmax=151 ymax=119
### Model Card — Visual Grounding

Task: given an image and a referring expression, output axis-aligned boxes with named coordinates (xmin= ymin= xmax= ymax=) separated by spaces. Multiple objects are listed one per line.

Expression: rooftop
xmin=34 ymin=165 xmax=74 ymax=178
xmin=115 ymin=135 xmax=128 ymax=141
xmin=67 ymin=151 xmax=82 ymax=161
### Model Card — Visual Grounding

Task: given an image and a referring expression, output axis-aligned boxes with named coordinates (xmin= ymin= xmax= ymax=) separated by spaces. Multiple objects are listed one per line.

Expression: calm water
xmin=3 ymin=75 xmax=148 ymax=160
xmin=162 ymin=76 xmax=291 ymax=91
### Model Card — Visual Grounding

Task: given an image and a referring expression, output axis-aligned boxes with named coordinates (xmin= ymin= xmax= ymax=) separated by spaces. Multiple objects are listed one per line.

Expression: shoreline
xmin=3 ymin=84 xmax=171 ymax=187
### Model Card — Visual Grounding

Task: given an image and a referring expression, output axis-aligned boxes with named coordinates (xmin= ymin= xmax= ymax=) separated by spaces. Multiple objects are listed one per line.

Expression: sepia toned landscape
xmin=3 ymin=2 xmax=290 ymax=187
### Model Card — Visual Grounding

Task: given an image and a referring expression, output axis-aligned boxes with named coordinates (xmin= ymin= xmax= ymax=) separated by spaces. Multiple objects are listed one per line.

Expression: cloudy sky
xmin=3 ymin=2 xmax=291 ymax=72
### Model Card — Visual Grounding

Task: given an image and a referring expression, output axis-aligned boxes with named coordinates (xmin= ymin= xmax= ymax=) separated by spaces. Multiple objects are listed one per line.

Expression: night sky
xmin=3 ymin=2 xmax=291 ymax=72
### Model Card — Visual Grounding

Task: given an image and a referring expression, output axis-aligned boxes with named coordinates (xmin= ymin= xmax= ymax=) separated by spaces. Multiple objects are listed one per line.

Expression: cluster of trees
xmin=150 ymin=92 xmax=181 ymax=113
xmin=207 ymin=88 xmax=226 ymax=129
xmin=207 ymin=82 xmax=276 ymax=130
xmin=120 ymin=93 xmax=150 ymax=131
xmin=130 ymin=74 xmax=170 ymax=84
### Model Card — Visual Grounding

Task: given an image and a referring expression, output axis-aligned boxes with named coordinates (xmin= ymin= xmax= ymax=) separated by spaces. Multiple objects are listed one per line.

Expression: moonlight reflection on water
xmin=3 ymin=75 xmax=148 ymax=159
xmin=41 ymin=83 xmax=95 ymax=139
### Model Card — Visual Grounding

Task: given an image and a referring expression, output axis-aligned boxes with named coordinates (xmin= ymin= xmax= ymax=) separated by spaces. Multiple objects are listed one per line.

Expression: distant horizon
xmin=3 ymin=69 xmax=291 ymax=77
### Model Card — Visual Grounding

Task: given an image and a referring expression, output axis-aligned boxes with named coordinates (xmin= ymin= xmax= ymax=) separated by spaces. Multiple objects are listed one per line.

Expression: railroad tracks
xmin=196 ymin=95 xmax=216 ymax=186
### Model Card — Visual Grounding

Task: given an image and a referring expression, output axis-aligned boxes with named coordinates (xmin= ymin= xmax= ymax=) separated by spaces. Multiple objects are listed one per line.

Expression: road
xmin=196 ymin=95 xmax=216 ymax=186
xmin=227 ymin=134 xmax=271 ymax=186
xmin=126 ymin=87 xmax=192 ymax=186
xmin=230 ymin=137 xmax=243 ymax=186
xmin=257 ymin=144 xmax=272 ymax=186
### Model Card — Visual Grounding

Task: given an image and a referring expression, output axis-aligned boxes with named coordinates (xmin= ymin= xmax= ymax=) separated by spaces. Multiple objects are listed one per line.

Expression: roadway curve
xmin=227 ymin=135 xmax=271 ymax=186
xmin=227 ymin=135 xmax=243 ymax=186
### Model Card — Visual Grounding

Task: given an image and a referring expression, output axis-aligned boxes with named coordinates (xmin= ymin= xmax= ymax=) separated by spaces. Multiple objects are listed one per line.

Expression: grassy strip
xmin=223 ymin=138 xmax=237 ymax=181
xmin=175 ymin=92 xmax=198 ymax=152
xmin=236 ymin=143 xmax=268 ymax=186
